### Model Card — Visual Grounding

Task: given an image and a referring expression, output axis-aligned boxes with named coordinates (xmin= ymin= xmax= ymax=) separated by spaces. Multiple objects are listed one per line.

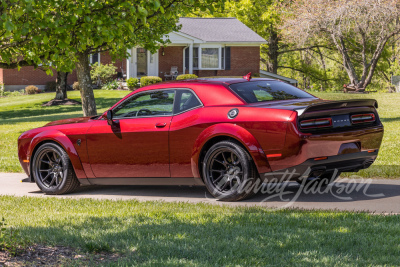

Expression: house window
xmin=193 ymin=47 xmax=199 ymax=69
xmin=201 ymin=48 xmax=219 ymax=69
xmin=90 ymin=53 xmax=100 ymax=65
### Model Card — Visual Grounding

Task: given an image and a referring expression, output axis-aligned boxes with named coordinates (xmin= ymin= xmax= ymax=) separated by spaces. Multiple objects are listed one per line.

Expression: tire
xmin=297 ymin=171 xmax=341 ymax=187
xmin=32 ymin=143 xmax=80 ymax=195
xmin=202 ymin=141 xmax=260 ymax=201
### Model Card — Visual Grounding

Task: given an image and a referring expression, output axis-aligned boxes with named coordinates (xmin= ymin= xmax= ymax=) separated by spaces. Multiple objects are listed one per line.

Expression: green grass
xmin=1 ymin=195 xmax=399 ymax=266
xmin=0 ymin=90 xmax=399 ymax=177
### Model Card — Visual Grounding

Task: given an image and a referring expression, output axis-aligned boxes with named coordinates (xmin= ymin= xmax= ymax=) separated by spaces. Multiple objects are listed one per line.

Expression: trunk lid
xmin=251 ymin=98 xmax=380 ymax=133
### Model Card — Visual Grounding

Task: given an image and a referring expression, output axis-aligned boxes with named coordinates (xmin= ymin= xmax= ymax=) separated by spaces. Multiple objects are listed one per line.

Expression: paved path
xmin=1 ymin=173 xmax=400 ymax=214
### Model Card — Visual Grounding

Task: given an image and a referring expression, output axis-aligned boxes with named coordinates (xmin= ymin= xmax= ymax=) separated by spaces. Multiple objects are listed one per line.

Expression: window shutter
xmin=184 ymin=47 xmax=189 ymax=71
xmin=225 ymin=47 xmax=231 ymax=70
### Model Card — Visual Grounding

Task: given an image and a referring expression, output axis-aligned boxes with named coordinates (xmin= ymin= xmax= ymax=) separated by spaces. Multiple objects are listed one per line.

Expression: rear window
xmin=229 ymin=81 xmax=314 ymax=103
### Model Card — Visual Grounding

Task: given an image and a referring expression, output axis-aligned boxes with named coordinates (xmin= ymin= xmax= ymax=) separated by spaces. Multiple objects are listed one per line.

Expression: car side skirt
xmin=85 ymin=177 xmax=205 ymax=186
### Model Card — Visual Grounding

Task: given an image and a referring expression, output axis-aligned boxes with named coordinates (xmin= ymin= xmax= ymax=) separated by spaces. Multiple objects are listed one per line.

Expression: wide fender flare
xmin=28 ymin=130 xmax=86 ymax=179
xmin=191 ymin=123 xmax=272 ymax=178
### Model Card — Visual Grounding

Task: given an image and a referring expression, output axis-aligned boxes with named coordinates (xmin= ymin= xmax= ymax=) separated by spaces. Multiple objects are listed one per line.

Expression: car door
xmin=86 ymin=89 xmax=175 ymax=178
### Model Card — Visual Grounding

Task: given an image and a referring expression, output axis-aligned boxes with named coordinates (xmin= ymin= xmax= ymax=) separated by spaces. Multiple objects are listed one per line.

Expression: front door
xmin=87 ymin=90 xmax=175 ymax=178
xmin=127 ymin=47 xmax=159 ymax=79
xmin=136 ymin=48 xmax=147 ymax=77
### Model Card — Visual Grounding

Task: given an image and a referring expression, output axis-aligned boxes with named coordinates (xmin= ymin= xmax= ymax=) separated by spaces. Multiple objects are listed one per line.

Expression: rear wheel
xmin=202 ymin=141 xmax=260 ymax=201
xmin=32 ymin=143 xmax=80 ymax=195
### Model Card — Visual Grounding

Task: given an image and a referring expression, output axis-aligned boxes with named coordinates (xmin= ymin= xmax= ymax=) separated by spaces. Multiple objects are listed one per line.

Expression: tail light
xmin=351 ymin=113 xmax=375 ymax=124
xmin=300 ymin=118 xmax=332 ymax=129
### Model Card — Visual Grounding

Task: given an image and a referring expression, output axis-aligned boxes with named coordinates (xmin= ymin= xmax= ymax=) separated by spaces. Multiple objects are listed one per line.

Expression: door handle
xmin=155 ymin=122 xmax=167 ymax=128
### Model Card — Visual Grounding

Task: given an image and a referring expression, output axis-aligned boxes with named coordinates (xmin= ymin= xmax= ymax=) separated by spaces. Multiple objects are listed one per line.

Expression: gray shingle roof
xmin=178 ymin=18 xmax=266 ymax=43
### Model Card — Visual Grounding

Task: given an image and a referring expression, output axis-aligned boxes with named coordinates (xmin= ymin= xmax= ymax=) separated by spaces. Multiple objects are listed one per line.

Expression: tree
xmin=0 ymin=1 xmax=71 ymax=101
xmin=283 ymin=0 xmax=400 ymax=90
xmin=1 ymin=0 xmax=221 ymax=116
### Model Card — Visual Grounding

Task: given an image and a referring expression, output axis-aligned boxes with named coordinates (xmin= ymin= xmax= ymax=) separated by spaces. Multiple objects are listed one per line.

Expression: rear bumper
xmin=261 ymin=150 xmax=378 ymax=182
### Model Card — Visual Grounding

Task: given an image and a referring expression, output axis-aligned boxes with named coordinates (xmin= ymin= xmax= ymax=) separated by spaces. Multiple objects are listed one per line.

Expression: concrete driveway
xmin=1 ymin=173 xmax=400 ymax=214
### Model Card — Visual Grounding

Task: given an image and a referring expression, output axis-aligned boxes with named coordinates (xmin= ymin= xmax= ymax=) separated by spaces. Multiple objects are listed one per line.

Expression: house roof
xmin=259 ymin=70 xmax=298 ymax=85
xmin=177 ymin=18 xmax=266 ymax=43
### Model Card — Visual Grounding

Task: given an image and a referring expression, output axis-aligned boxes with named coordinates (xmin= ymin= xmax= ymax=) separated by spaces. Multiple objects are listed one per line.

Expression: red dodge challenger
xmin=18 ymin=78 xmax=384 ymax=201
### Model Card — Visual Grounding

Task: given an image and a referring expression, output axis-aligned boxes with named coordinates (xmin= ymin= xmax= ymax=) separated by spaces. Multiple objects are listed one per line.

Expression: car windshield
xmin=229 ymin=81 xmax=315 ymax=103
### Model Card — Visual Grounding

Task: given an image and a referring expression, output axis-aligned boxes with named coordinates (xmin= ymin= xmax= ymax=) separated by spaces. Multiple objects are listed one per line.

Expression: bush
xmin=45 ymin=81 xmax=57 ymax=92
xmin=126 ymin=78 xmax=139 ymax=90
xmin=25 ymin=85 xmax=39 ymax=95
xmin=140 ymin=76 xmax=162 ymax=87
xmin=101 ymin=80 xmax=119 ymax=90
xmin=90 ymin=63 xmax=117 ymax=86
xmin=72 ymin=82 xmax=80 ymax=91
xmin=3 ymin=90 xmax=24 ymax=97
xmin=176 ymin=74 xmax=198 ymax=80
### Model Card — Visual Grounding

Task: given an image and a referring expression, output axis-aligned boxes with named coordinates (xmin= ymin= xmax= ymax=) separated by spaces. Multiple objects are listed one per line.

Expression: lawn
xmin=0 ymin=90 xmax=399 ymax=177
xmin=0 ymin=195 xmax=399 ymax=266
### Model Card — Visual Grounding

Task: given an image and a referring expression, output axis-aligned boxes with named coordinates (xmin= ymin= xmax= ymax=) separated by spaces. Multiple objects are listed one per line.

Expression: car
xmin=18 ymin=76 xmax=384 ymax=201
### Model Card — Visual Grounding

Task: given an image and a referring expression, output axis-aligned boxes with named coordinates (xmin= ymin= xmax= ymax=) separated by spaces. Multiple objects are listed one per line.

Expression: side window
xmin=174 ymin=90 xmax=202 ymax=114
xmin=113 ymin=90 xmax=175 ymax=118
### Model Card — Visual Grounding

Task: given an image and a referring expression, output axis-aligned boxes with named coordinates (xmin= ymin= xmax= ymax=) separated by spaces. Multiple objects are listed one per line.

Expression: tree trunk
xmin=54 ymin=71 xmax=68 ymax=100
xmin=267 ymin=28 xmax=279 ymax=74
xmin=331 ymin=34 xmax=360 ymax=88
xmin=75 ymin=52 xmax=97 ymax=116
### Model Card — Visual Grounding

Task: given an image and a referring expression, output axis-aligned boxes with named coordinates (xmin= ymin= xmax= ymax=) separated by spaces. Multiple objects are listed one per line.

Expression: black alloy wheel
xmin=203 ymin=141 xmax=259 ymax=201
xmin=32 ymin=143 xmax=80 ymax=195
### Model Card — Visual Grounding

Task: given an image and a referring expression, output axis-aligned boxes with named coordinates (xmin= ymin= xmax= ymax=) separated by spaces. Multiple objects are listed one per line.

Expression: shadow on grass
xmin=60 ymin=179 xmax=400 ymax=205
xmin=16 ymin=209 xmax=400 ymax=266
xmin=0 ymin=97 xmax=122 ymax=122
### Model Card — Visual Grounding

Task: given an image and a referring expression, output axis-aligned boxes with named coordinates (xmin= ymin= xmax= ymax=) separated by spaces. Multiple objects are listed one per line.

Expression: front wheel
xmin=32 ymin=143 xmax=80 ymax=195
xmin=202 ymin=141 xmax=260 ymax=201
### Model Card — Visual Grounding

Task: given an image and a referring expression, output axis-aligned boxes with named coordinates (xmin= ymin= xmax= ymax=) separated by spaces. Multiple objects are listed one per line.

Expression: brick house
xmin=1 ymin=18 xmax=266 ymax=90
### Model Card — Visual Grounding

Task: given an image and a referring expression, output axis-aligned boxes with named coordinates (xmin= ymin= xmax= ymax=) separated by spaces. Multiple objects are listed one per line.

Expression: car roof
xmin=159 ymin=77 xmax=276 ymax=86
xmin=108 ymin=78 xmax=286 ymax=112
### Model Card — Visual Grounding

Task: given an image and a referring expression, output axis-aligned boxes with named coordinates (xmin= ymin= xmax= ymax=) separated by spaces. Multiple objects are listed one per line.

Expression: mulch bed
xmin=0 ymin=245 xmax=122 ymax=266
xmin=42 ymin=99 xmax=81 ymax=107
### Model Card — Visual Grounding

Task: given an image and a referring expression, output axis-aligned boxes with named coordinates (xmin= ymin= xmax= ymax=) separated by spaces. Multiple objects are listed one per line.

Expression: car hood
xmin=44 ymin=116 xmax=95 ymax=127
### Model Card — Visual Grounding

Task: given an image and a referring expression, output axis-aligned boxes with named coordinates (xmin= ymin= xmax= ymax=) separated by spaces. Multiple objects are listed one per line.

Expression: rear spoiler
xmin=301 ymin=99 xmax=378 ymax=114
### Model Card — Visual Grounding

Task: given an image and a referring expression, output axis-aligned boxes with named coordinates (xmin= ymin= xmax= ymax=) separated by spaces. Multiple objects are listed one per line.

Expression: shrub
xmin=25 ymin=85 xmax=39 ymax=95
xmin=101 ymin=80 xmax=119 ymax=90
xmin=45 ymin=81 xmax=57 ymax=92
xmin=176 ymin=74 xmax=198 ymax=80
xmin=140 ymin=76 xmax=162 ymax=87
xmin=126 ymin=78 xmax=139 ymax=90
xmin=3 ymin=90 xmax=24 ymax=97
xmin=90 ymin=63 xmax=117 ymax=86
xmin=72 ymin=82 xmax=80 ymax=91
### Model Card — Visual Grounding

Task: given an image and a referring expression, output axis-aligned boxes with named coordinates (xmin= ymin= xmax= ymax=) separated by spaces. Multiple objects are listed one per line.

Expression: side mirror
xmin=106 ymin=110 xmax=113 ymax=125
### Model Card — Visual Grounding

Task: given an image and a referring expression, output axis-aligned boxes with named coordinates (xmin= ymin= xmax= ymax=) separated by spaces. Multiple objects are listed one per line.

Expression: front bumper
xmin=261 ymin=150 xmax=378 ymax=182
